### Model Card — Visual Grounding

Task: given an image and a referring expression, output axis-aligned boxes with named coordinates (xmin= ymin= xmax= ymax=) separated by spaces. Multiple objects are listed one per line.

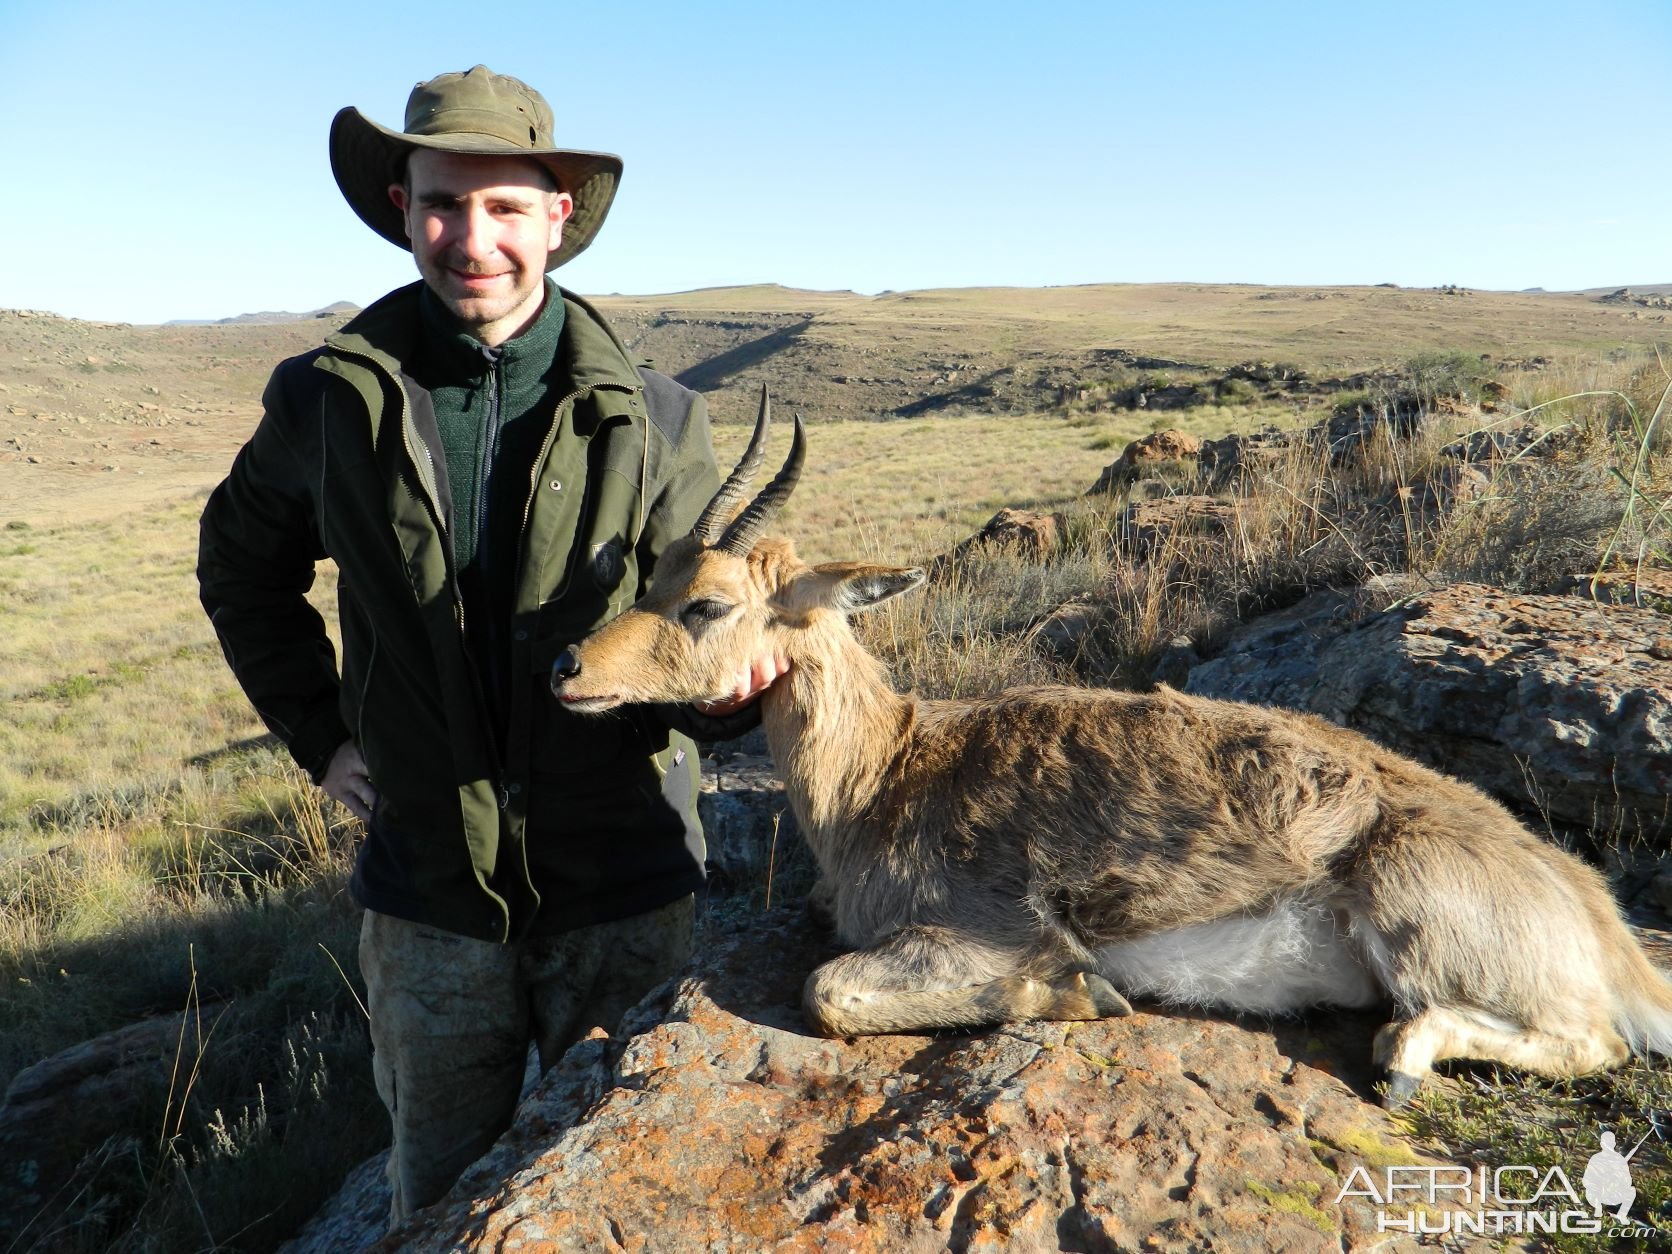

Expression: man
xmin=197 ymin=66 xmax=782 ymax=1221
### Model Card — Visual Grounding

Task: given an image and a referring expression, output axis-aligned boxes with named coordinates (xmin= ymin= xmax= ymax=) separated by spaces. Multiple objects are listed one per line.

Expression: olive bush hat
xmin=330 ymin=65 xmax=622 ymax=270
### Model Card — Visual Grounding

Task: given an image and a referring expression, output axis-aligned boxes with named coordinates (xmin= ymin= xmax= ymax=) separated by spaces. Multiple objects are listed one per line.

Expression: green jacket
xmin=199 ymin=281 xmax=742 ymax=942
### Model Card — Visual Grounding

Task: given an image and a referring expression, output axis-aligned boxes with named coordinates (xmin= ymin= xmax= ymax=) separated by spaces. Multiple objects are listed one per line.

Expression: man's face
xmin=388 ymin=149 xmax=574 ymax=345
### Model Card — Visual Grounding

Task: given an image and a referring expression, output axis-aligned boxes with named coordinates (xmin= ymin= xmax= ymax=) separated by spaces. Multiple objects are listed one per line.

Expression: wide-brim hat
xmin=330 ymin=65 xmax=622 ymax=271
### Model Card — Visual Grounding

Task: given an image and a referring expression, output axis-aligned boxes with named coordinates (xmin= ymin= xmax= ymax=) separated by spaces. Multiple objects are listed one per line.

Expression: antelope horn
xmin=718 ymin=412 xmax=805 ymax=555
xmin=690 ymin=385 xmax=772 ymax=544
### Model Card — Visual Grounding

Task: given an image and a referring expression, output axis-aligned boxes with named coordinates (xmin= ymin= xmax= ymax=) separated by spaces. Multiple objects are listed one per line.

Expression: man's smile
xmin=450 ymin=268 xmax=511 ymax=287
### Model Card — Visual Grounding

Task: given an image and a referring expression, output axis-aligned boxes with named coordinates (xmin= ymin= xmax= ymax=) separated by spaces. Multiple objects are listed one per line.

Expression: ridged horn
xmin=690 ymin=384 xmax=772 ymax=544
xmin=717 ymin=412 xmax=805 ymax=555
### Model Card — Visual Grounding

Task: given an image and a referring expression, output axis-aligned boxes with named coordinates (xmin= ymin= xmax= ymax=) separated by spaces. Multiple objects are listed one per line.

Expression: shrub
xmin=1402 ymin=349 xmax=1495 ymax=407
xmin=1214 ymin=377 xmax=1259 ymax=406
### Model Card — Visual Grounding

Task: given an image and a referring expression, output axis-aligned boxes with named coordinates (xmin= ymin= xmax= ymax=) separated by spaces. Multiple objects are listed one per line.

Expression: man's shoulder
xmin=635 ymin=366 xmax=703 ymax=450
xmin=556 ymin=286 xmax=705 ymax=451
xmin=264 ymin=346 xmax=334 ymax=412
xmin=264 ymin=282 xmax=427 ymax=404
xmin=326 ymin=282 xmax=426 ymax=364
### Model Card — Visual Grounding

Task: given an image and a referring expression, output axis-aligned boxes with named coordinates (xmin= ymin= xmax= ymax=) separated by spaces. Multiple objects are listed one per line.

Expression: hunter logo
xmin=590 ymin=539 xmax=624 ymax=588
xmin=1334 ymin=1122 xmax=1663 ymax=1239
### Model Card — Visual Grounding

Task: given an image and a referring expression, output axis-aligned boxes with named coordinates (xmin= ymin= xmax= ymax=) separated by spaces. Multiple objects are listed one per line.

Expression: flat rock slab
xmin=380 ymin=909 xmax=1432 ymax=1252
xmin=1185 ymin=582 xmax=1672 ymax=842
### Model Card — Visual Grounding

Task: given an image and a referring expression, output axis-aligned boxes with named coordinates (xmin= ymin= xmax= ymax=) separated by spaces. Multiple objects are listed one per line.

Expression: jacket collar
xmin=326 ymin=280 xmax=644 ymax=401
xmin=557 ymin=287 xmax=643 ymax=394
xmin=416 ymin=280 xmax=567 ymax=386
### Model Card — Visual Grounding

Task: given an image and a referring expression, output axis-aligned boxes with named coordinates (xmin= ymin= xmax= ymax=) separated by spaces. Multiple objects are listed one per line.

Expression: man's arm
xmin=197 ymin=363 xmax=351 ymax=783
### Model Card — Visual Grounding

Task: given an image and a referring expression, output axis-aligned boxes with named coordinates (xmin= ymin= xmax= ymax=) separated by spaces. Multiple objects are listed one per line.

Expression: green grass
xmin=1398 ymin=1063 xmax=1672 ymax=1250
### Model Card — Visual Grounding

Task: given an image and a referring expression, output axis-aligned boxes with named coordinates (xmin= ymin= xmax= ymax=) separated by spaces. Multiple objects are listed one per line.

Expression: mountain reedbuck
xmin=552 ymin=390 xmax=1672 ymax=1105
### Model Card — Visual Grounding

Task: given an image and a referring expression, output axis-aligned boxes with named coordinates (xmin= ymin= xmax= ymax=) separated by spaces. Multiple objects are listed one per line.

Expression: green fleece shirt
xmin=415 ymin=282 xmax=567 ymax=733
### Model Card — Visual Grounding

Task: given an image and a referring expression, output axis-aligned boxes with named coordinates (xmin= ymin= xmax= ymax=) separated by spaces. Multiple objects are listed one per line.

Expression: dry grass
xmin=0 ymin=494 xmax=371 ymax=1250
xmin=899 ymin=354 xmax=1672 ymax=696
xmin=708 ymin=407 xmax=1274 ymax=566
xmin=0 ymin=758 xmax=379 ymax=1253
xmin=0 ymin=497 xmax=339 ymax=847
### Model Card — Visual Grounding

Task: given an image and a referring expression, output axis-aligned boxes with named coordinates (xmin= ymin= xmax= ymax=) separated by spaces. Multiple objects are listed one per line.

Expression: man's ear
xmin=783 ymin=562 xmax=926 ymax=616
xmin=547 ymin=191 xmax=574 ymax=252
xmin=387 ymin=183 xmax=412 ymax=240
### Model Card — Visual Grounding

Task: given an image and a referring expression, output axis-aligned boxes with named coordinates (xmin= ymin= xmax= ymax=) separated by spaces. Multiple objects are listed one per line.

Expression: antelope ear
xmin=787 ymin=562 xmax=926 ymax=615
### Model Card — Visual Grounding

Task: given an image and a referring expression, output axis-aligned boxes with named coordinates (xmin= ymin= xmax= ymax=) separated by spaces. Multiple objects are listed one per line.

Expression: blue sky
xmin=2 ymin=0 xmax=1667 ymax=323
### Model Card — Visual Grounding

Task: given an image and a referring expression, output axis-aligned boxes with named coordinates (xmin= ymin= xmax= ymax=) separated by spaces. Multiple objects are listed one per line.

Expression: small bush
xmin=1214 ymin=377 xmax=1259 ymax=406
xmin=1402 ymin=349 xmax=1495 ymax=407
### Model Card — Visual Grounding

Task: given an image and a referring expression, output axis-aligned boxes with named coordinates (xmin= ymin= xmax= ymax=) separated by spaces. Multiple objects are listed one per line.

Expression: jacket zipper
xmin=330 ymin=344 xmax=510 ymax=804
xmin=475 ymin=348 xmax=504 ymax=570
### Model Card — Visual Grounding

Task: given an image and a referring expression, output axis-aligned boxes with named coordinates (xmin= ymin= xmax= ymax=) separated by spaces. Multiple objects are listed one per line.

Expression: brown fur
xmin=557 ymin=531 xmax=1672 ymax=1105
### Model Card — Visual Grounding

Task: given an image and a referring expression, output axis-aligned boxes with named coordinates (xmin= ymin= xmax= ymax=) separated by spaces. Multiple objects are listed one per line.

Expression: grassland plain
xmin=0 ymin=283 xmax=1669 ymax=1249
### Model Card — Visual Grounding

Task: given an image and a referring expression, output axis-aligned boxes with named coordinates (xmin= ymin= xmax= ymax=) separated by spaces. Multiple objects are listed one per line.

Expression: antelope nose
xmin=552 ymin=650 xmax=582 ymax=684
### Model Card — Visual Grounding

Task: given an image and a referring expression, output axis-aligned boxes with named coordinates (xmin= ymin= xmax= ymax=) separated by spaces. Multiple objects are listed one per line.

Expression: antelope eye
xmin=681 ymin=598 xmax=732 ymax=624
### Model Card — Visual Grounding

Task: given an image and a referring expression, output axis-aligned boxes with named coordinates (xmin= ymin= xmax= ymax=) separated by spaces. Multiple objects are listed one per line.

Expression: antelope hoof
xmin=1082 ymin=972 xmax=1134 ymax=1018
xmin=1378 ymin=1069 xmax=1424 ymax=1109
xmin=1052 ymin=971 xmax=1132 ymax=1020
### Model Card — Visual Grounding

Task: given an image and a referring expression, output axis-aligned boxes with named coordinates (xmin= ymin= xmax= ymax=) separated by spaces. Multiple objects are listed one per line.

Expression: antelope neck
xmin=763 ymin=621 xmax=912 ymax=840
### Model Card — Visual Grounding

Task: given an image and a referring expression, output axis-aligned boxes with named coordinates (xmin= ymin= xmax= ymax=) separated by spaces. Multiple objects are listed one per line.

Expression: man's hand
xmin=321 ymin=740 xmax=379 ymax=823
xmin=694 ymin=651 xmax=791 ymax=717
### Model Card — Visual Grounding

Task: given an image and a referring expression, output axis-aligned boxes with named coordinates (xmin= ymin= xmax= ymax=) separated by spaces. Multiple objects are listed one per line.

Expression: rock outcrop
xmin=698 ymin=750 xmax=798 ymax=894
xmin=370 ymin=908 xmax=1435 ymax=1252
xmin=1184 ymin=582 xmax=1672 ymax=842
xmin=1086 ymin=429 xmax=1201 ymax=494
xmin=930 ymin=507 xmax=1063 ymax=579
xmin=1118 ymin=495 xmax=1240 ymax=560
xmin=0 ymin=1008 xmax=222 ymax=1242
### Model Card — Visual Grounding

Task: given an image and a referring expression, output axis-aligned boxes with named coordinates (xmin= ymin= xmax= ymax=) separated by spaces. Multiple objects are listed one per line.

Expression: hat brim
xmin=329 ymin=106 xmax=622 ymax=271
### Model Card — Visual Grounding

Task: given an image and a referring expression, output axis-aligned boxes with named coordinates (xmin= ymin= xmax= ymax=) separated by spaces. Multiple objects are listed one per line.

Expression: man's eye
xmin=682 ymin=599 xmax=731 ymax=624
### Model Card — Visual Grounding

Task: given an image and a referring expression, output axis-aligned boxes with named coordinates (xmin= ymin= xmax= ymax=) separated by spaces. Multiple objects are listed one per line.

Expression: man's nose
xmin=458 ymin=205 xmax=498 ymax=260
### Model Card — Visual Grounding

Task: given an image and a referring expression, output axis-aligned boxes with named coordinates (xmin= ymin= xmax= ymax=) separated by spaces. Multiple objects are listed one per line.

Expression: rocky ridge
xmin=299 ymin=911 xmax=1427 ymax=1253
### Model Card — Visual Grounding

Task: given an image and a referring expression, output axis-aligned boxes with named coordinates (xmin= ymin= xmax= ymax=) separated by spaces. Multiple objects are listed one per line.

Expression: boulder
xmin=1198 ymin=426 xmax=1296 ymax=488
xmin=1184 ymin=583 xmax=1672 ymax=842
xmin=1557 ymin=568 xmax=1672 ymax=614
xmin=1086 ymin=429 xmax=1201 ymax=493
xmin=0 ymin=1008 xmax=221 ymax=1242
xmin=1030 ymin=597 xmax=1103 ymax=662
xmin=698 ymin=751 xmax=797 ymax=893
xmin=1368 ymin=462 xmax=1491 ymax=536
xmin=376 ymin=908 xmax=1436 ymax=1252
xmin=1118 ymin=495 xmax=1240 ymax=561
xmin=278 ymin=1153 xmax=390 ymax=1254
xmin=1441 ymin=419 xmax=1563 ymax=463
xmin=929 ymin=507 xmax=1062 ymax=580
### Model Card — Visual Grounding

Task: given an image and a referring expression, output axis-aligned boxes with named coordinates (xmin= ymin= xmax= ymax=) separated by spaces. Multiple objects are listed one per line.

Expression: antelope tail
xmin=1610 ymin=925 xmax=1672 ymax=1055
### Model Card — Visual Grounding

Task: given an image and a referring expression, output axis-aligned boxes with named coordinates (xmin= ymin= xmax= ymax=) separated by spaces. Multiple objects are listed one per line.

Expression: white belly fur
xmin=1096 ymin=898 xmax=1382 ymax=1014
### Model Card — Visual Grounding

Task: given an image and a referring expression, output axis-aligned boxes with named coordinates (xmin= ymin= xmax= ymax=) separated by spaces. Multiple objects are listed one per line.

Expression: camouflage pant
xmin=358 ymin=895 xmax=695 ymax=1224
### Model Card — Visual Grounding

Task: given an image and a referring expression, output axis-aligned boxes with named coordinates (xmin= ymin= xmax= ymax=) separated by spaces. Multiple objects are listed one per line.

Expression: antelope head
xmin=551 ymin=386 xmax=925 ymax=714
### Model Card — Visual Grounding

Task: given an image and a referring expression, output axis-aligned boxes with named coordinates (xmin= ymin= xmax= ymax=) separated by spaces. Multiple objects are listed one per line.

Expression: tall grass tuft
xmin=0 ymin=762 xmax=384 ymax=1253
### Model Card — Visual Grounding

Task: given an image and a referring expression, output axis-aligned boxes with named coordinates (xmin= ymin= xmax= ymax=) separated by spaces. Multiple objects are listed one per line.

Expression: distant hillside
xmin=3 ymin=280 xmax=1668 ymax=527
xmin=165 ymin=301 xmax=359 ymax=327
xmin=1580 ymin=284 xmax=1672 ymax=298
xmin=591 ymin=281 xmax=1671 ymax=428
